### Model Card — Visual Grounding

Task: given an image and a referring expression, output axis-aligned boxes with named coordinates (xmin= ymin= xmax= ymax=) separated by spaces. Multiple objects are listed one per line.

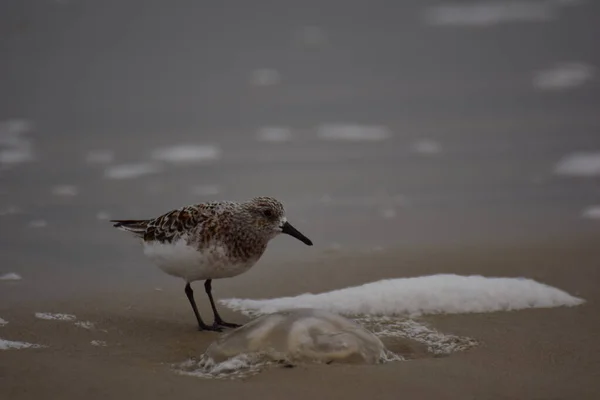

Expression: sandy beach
xmin=3 ymin=0 xmax=600 ymax=398
xmin=2 ymin=235 xmax=599 ymax=400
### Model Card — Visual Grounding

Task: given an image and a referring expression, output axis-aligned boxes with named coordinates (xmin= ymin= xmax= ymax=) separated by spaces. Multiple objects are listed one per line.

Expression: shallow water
xmin=1 ymin=0 xmax=599 ymax=303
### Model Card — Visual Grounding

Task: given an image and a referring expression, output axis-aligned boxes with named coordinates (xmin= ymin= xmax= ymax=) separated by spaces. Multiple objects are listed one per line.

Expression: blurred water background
xmin=1 ymin=0 xmax=599 ymax=299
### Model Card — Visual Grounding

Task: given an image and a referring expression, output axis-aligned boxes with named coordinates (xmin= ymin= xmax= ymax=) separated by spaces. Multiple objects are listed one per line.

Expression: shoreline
xmin=2 ymin=236 xmax=600 ymax=399
xmin=2 ymin=231 xmax=599 ymax=306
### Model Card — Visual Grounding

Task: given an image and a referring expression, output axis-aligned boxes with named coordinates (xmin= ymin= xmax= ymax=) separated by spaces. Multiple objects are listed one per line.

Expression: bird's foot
xmin=214 ymin=319 xmax=242 ymax=329
xmin=198 ymin=324 xmax=223 ymax=332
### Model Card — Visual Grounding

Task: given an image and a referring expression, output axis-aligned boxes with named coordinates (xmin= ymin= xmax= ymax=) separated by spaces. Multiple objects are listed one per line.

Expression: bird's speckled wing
xmin=143 ymin=202 xmax=236 ymax=246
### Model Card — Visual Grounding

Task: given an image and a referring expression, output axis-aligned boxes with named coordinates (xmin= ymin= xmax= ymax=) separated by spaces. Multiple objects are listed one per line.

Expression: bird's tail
xmin=110 ymin=219 xmax=149 ymax=238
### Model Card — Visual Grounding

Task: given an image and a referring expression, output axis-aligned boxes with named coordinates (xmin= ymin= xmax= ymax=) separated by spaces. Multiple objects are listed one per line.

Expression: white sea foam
xmin=1 ymin=338 xmax=45 ymax=350
xmin=84 ymin=150 xmax=114 ymax=165
xmin=533 ymin=62 xmax=595 ymax=90
xmin=0 ymin=272 xmax=22 ymax=281
xmin=554 ymin=152 xmax=600 ymax=177
xmin=176 ymin=353 xmax=274 ymax=380
xmin=35 ymin=312 xmax=76 ymax=321
xmin=151 ymin=145 xmax=221 ymax=164
xmin=412 ymin=139 xmax=442 ymax=155
xmin=0 ymin=119 xmax=33 ymax=142
xmin=0 ymin=318 xmax=7 ymax=326
xmin=52 ymin=185 xmax=79 ymax=197
xmin=256 ymin=127 xmax=293 ymax=142
xmin=423 ymin=2 xmax=556 ymax=26
xmin=0 ymin=119 xmax=35 ymax=165
xmin=581 ymin=206 xmax=600 ymax=220
xmin=28 ymin=220 xmax=47 ymax=228
xmin=177 ymin=348 xmax=400 ymax=380
xmin=355 ymin=317 xmax=478 ymax=355
xmin=250 ymin=69 xmax=281 ymax=86
xmin=221 ymin=275 xmax=584 ymax=318
xmin=91 ymin=340 xmax=107 ymax=347
xmin=0 ymin=145 xmax=34 ymax=165
xmin=104 ymin=163 xmax=162 ymax=180
xmin=317 ymin=124 xmax=392 ymax=142
xmin=74 ymin=321 xmax=95 ymax=330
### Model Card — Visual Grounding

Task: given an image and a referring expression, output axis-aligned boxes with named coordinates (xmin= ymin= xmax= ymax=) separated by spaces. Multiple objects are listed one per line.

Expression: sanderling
xmin=111 ymin=196 xmax=313 ymax=332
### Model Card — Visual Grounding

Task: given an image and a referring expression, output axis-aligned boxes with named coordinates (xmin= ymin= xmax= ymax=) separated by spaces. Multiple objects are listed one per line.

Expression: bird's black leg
xmin=204 ymin=279 xmax=242 ymax=328
xmin=185 ymin=283 xmax=222 ymax=332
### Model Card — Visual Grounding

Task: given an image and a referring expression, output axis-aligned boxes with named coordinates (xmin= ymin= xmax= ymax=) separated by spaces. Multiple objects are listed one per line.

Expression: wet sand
xmin=2 ymin=236 xmax=599 ymax=400
xmin=2 ymin=0 xmax=600 ymax=398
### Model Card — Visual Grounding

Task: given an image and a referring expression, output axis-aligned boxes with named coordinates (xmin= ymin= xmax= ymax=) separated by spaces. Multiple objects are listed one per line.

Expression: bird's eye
xmin=263 ymin=209 xmax=273 ymax=218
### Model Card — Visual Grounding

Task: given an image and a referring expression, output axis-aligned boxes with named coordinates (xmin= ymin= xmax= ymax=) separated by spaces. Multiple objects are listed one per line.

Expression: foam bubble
xmin=581 ymin=206 xmax=600 ymax=220
xmin=317 ymin=124 xmax=392 ymax=142
xmin=0 ymin=119 xmax=35 ymax=165
xmin=533 ymin=63 xmax=595 ymax=90
xmin=1 ymin=338 xmax=45 ymax=350
xmin=0 ymin=146 xmax=34 ymax=165
xmin=104 ymin=163 xmax=162 ymax=180
xmin=151 ymin=145 xmax=221 ymax=164
xmin=221 ymin=274 xmax=584 ymax=317
xmin=91 ymin=340 xmax=107 ymax=347
xmin=256 ymin=127 xmax=293 ymax=143
xmin=355 ymin=317 xmax=478 ymax=355
xmin=0 ymin=317 xmax=7 ymax=326
xmin=176 ymin=353 xmax=273 ymax=380
xmin=0 ymin=119 xmax=33 ymax=141
xmin=35 ymin=312 xmax=76 ymax=321
xmin=74 ymin=321 xmax=95 ymax=330
xmin=0 ymin=272 xmax=22 ymax=281
xmin=554 ymin=152 xmax=600 ymax=177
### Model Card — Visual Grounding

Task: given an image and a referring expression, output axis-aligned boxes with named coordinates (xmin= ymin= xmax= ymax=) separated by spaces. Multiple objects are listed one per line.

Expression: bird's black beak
xmin=281 ymin=221 xmax=313 ymax=246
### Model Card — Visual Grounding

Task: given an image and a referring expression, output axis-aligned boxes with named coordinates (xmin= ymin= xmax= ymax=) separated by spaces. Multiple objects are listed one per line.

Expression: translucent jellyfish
xmin=205 ymin=308 xmax=386 ymax=365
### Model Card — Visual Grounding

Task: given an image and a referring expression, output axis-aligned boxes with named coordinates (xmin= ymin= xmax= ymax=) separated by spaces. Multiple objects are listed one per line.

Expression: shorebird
xmin=111 ymin=197 xmax=313 ymax=331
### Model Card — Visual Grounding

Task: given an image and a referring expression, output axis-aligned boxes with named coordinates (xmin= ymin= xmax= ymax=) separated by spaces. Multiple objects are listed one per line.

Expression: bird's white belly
xmin=142 ymin=239 xmax=255 ymax=282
